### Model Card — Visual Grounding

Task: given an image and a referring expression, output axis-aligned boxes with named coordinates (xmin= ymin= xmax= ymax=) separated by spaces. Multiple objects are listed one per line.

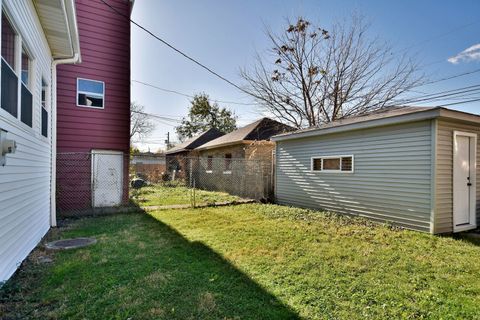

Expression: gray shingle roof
xmin=165 ymin=128 xmax=224 ymax=155
xmin=196 ymin=117 xmax=295 ymax=150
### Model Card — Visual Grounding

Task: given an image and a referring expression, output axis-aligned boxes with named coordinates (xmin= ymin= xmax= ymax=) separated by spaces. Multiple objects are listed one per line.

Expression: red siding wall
xmin=57 ymin=0 xmax=130 ymax=152
xmin=56 ymin=0 xmax=131 ymax=211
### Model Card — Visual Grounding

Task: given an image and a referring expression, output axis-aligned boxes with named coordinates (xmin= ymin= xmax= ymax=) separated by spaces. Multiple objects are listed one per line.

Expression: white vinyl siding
xmin=275 ymin=120 xmax=433 ymax=232
xmin=0 ymin=0 xmax=53 ymax=282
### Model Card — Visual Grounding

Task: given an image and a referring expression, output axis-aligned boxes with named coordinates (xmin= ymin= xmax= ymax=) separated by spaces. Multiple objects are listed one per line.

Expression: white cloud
xmin=448 ymin=43 xmax=480 ymax=64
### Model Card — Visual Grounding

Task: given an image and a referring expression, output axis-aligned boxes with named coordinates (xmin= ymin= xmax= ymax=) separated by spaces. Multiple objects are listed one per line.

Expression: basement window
xmin=311 ymin=155 xmax=354 ymax=173
xmin=77 ymin=78 xmax=105 ymax=108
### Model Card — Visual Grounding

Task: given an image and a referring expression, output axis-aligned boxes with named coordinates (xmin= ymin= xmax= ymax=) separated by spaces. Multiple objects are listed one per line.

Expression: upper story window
xmin=311 ymin=155 xmax=354 ymax=173
xmin=1 ymin=11 xmax=33 ymax=128
xmin=77 ymin=78 xmax=105 ymax=109
xmin=20 ymin=48 xmax=32 ymax=127
xmin=1 ymin=12 xmax=15 ymax=69
xmin=1 ymin=12 xmax=18 ymax=118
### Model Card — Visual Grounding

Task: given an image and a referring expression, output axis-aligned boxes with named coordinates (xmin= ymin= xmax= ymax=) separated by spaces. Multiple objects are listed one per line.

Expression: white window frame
xmin=311 ymin=155 xmax=354 ymax=173
xmin=40 ymin=77 xmax=50 ymax=140
xmin=0 ymin=8 xmax=36 ymax=135
xmin=76 ymin=78 xmax=105 ymax=109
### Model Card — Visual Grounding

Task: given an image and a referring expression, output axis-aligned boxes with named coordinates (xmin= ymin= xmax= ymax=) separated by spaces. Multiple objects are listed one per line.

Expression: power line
xmin=436 ymin=97 xmax=480 ymax=107
xmin=391 ymin=84 xmax=480 ymax=106
xmin=100 ymin=0 xmax=250 ymax=96
xmin=419 ymin=68 xmax=480 ymax=87
xmin=132 ymin=79 xmax=257 ymax=106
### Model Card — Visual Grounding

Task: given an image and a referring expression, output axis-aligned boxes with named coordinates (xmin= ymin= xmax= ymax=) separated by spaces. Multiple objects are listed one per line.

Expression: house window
xmin=41 ymin=80 xmax=48 ymax=137
xmin=77 ymin=78 xmax=105 ymax=108
xmin=224 ymin=153 xmax=232 ymax=172
xmin=20 ymin=48 xmax=32 ymax=127
xmin=1 ymin=12 xmax=18 ymax=117
xmin=0 ymin=12 xmax=33 ymax=128
xmin=206 ymin=155 xmax=213 ymax=171
xmin=311 ymin=155 xmax=354 ymax=172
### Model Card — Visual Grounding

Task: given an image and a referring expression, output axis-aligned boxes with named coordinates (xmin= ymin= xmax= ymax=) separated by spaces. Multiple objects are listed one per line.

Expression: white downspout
xmin=50 ymin=54 xmax=80 ymax=227
xmin=49 ymin=0 xmax=81 ymax=227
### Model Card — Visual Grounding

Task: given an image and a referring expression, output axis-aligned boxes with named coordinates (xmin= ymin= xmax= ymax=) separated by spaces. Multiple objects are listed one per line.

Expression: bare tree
xmin=130 ymin=102 xmax=155 ymax=141
xmin=241 ymin=15 xmax=423 ymax=128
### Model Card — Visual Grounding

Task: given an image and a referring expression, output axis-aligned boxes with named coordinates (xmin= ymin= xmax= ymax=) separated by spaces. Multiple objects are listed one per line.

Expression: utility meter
xmin=1 ymin=129 xmax=16 ymax=166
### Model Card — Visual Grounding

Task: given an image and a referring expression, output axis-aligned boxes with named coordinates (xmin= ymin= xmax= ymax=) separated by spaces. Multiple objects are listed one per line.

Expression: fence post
xmin=91 ymin=152 xmax=96 ymax=216
xmin=193 ymin=178 xmax=196 ymax=208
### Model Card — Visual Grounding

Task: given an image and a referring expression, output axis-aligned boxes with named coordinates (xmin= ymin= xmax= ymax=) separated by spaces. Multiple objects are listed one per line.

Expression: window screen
xmin=1 ymin=59 xmax=18 ymax=117
xmin=312 ymin=158 xmax=322 ymax=171
xmin=41 ymin=81 xmax=48 ymax=137
xmin=341 ymin=157 xmax=353 ymax=171
xmin=41 ymin=107 xmax=48 ymax=137
xmin=312 ymin=156 xmax=354 ymax=172
xmin=20 ymin=85 xmax=32 ymax=127
xmin=77 ymin=78 xmax=104 ymax=108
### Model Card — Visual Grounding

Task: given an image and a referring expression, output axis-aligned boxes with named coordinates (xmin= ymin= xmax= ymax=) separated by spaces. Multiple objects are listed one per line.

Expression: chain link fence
xmin=56 ymin=152 xmax=131 ymax=217
xmin=56 ymin=152 xmax=273 ymax=217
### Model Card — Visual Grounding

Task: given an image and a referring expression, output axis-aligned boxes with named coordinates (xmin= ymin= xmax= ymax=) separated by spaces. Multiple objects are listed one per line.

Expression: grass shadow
xmin=0 ymin=211 xmax=299 ymax=320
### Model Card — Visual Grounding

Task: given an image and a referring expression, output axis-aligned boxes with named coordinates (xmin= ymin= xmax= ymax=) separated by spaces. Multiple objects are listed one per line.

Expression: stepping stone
xmin=45 ymin=237 xmax=97 ymax=250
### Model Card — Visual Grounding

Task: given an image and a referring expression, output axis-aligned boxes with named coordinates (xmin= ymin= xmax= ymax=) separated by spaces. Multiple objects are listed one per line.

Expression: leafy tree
xmin=241 ymin=15 xmax=423 ymax=128
xmin=176 ymin=93 xmax=237 ymax=141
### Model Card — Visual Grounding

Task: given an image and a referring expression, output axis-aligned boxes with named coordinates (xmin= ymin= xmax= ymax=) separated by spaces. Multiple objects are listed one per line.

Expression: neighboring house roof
xmin=196 ymin=118 xmax=295 ymax=150
xmin=33 ymin=0 xmax=81 ymax=59
xmin=165 ymin=128 xmax=225 ymax=155
xmin=272 ymin=106 xmax=480 ymax=142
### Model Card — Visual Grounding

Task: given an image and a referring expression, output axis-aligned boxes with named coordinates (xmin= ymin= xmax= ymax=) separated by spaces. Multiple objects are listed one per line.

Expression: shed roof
xmin=272 ymin=106 xmax=480 ymax=141
xmin=196 ymin=118 xmax=294 ymax=150
xmin=165 ymin=128 xmax=224 ymax=155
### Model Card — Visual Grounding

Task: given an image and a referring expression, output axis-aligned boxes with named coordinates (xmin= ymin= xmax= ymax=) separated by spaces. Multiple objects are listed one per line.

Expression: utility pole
xmin=165 ymin=132 xmax=170 ymax=150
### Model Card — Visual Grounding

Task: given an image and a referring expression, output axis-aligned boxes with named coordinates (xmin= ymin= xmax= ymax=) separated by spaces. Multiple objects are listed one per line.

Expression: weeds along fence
xmin=56 ymin=152 xmax=273 ymax=217
xmin=172 ymin=156 xmax=273 ymax=201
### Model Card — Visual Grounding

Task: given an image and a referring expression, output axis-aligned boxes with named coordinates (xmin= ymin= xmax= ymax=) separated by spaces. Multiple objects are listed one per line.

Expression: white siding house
xmin=0 ymin=0 xmax=80 ymax=283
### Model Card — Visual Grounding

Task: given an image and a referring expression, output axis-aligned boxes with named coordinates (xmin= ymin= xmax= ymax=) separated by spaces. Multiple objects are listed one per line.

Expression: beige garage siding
xmin=434 ymin=119 xmax=480 ymax=234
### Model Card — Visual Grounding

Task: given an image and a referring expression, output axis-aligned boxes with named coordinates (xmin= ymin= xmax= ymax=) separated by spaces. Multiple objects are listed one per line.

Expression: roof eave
xmin=33 ymin=0 xmax=81 ymax=60
xmin=196 ymin=140 xmax=255 ymax=151
xmin=272 ymin=108 xmax=444 ymax=142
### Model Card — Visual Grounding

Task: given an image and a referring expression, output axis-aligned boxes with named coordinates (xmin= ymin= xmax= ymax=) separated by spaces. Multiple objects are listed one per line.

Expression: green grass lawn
xmin=2 ymin=204 xmax=480 ymax=319
xmin=130 ymin=184 xmax=241 ymax=207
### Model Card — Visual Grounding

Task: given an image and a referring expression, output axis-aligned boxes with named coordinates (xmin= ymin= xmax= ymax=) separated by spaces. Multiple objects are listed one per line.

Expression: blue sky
xmin=131 ymin=0 xmax=480 ymax=151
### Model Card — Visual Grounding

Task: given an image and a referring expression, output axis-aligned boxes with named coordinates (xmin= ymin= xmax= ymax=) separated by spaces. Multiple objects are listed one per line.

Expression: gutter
xmin=271 ymin=107 xmax=480 ymax=142
xmin=49 ymin=0 xmax=81 ymax=227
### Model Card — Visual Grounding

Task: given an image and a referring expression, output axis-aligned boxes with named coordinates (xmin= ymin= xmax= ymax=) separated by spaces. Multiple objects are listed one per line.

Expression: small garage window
xmin=311 ymin=155 xmax=354 ymax=172
xmin=77 ymin=78 xmax=104 ymax=108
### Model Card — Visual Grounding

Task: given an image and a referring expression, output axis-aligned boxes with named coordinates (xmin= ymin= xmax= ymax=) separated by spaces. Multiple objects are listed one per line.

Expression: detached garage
xmin=273 ymin=107 xmax=480 ymax=234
